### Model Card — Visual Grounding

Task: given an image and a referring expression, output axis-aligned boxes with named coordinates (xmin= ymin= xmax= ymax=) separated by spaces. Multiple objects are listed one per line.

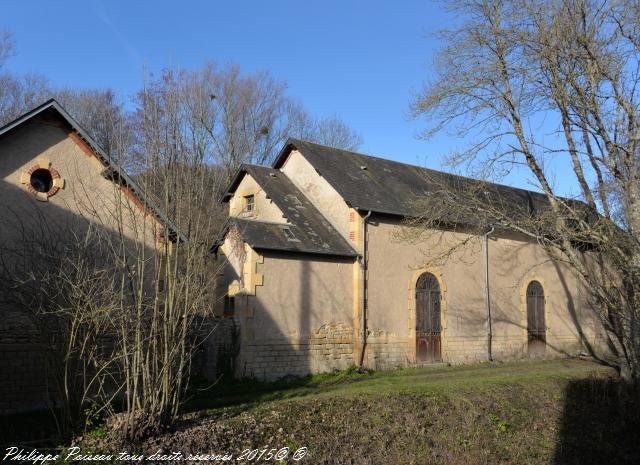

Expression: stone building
xmin=0 ymin=99 xmax=607 ymax=412
xmin=213 ymin=139 xmax=606 ymax=380
xmin=0 ymin=100 xmax=174 ymax=414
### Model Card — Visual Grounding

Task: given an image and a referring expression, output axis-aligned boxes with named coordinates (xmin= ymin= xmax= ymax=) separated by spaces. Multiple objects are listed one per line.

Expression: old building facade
xmin=214 ymin=139 xmax=606 ymax=380
xmin=0 ymin=100 xmax=172 ymax=414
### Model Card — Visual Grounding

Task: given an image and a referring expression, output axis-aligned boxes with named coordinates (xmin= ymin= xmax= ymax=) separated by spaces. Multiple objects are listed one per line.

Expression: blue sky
xmin=2 ymin=0 xmax=578 ymax=195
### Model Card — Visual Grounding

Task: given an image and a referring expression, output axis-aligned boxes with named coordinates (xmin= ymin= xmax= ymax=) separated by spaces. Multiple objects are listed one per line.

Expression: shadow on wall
xmin=553 ymin=377 xmax=640 ymax=465
xmin=0 ymin=179 xmax=158 ymax=415
xmin=475 ymin=235 xmax=607 ymax=361
xmin=550 ymin=260 xmax=616 ymax=366
xmin=208 ymin=250 xmax=355 ymax=382
xmin=191 ymin=248 xmax=244 ymax=380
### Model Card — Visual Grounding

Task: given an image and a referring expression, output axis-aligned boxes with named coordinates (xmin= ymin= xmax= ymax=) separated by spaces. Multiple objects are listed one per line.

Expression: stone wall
xmin=0 ymin=310 xmax=50 ymax=414
xmin=236 ymin=323 xmax=354 ymax=381
xmin=363 ymin=332 xmax=409 ymax=370
xmin=191 ymin=316 xmax=240 ymax=380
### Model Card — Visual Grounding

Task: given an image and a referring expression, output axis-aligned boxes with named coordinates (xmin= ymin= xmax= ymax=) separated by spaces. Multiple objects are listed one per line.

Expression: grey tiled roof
xmin=216 ymin=138 xmax=594 ymax=256
xmin=215 ymin=164 xmax=357 ymax=257
xmin=274 ymin=138 xmax=555 ymax=220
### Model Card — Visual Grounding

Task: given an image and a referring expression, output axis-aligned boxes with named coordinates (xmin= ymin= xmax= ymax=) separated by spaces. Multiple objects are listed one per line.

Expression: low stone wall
xmin=364 ymin=332 xmax=409 ymax=370
xmin=204 ymin=321 xmax=607 ymax=382
xmin=445 ymin=335 xmax=493 ymax=363
xmin=236 ymin=323 xmax=354 ymax=381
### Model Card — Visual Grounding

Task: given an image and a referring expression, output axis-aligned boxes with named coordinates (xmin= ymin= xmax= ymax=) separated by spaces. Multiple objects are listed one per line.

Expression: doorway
xmin=526 ymin=280 xmax=546 ymax=356
xmin=415 ymin=272 xmax=442 ymax=363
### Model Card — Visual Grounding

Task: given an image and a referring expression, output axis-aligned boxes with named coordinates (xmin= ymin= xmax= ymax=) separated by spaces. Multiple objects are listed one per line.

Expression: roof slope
xmin=0 ymin=99 xmax=185 ymax=241
xmin=274 ymin=138 xmax=553 ymax=218
xmin=216 ymin=164 xmax=356 ymax=257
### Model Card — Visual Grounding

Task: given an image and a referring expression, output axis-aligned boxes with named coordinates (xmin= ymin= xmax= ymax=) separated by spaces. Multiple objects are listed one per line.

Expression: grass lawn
xmin=144 ymin=358 xmax=637 ymax=465
xmin=186 ymin=358 xmax=610 ymax=409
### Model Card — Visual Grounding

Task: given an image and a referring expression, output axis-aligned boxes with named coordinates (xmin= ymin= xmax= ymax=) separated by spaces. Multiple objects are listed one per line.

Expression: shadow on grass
xmin=554 ymin=377 xmax=640 ymax=465
xmin=182 ymin=359 xmax=603 ymax=417
xmin=183 ymin=365 xmax=373 ymax=414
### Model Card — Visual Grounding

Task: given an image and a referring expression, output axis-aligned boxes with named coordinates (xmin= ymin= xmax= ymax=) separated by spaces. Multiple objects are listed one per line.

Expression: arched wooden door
xmin=416 ymin=273 xmax=442 ymax=363
xmin=526 ymin=281 xmax=546 ymax=356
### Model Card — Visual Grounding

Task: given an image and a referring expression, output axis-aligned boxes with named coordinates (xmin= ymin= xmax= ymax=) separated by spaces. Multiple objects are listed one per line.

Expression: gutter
xmin=358 ymin=210 xmax=372 ymax=369
xmin=483 ymin=224 xmax=496 ymax=361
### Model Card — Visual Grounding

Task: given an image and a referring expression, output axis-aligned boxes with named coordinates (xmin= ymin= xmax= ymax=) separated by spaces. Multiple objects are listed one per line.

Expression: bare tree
xmin=0 ymin=30 xmax=14 ymax=69
xmin=133 ymin=63 xmax=362 ymax=183
xmin=0 ymin=72 xmax=50 ymax=126
xmin=55 ymin=89 xmax=133 ymax=165
xmin=289 ymin=101 xmax=363 ymax=151
xmin=0 ymin=31 xmax=51 ymax=125
xmin=101 ymin=76 xmax=225 ymax=441
xmin=411 ymin=0 xmax=640 ymax=382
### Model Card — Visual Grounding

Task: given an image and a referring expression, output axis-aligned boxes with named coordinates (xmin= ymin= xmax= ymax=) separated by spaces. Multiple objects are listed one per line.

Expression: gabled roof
xmin=273 ymin=138 xmax=554 ymax=219
xmin=215 ymin=164 xmax=356 ymax=257
xmin=0 ymin=99 xmax=185 ymax=242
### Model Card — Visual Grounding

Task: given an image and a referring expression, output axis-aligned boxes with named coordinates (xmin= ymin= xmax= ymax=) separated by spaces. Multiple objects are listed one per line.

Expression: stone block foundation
xmin=237 ymin=323 xmax=354 ymax=381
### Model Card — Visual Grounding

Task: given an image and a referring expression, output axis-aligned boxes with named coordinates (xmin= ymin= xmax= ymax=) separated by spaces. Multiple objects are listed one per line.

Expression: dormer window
xmin=244 ymin=195 xmax=255 ymax=215
xmin=281 ymin=226 xmax=300 ymax=242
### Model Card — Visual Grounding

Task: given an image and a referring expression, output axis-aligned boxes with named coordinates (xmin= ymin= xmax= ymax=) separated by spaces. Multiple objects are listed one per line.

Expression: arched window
xmin=526 ymin=280 xmax=546 ymax=355
xmin=415 ymin=272 xmax=441 ymax=363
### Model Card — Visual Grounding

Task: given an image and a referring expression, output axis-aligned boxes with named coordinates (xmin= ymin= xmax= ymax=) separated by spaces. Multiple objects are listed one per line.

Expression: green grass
xmin=167 ymin=359 xmax=638 ymax=465
xmin=186 ymin=358 xmax=606 ymax=411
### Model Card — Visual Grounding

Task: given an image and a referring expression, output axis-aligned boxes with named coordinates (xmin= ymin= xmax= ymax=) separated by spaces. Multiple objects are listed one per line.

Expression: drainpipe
xmin=483 ymin=224 xmax=496 ymax=362
xmin=358 ymin=210 xmax=372 ymax=369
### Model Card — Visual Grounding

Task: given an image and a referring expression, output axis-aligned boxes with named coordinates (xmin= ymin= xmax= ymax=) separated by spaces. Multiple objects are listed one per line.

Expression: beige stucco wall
xmin=0 ymin=117 xmax=159 ymax=249
xmin=365 ymin=216 xmax=606 ymax=367
xmin=0 ymin=116 xmax=161 ymax=414
xmin=230 ymin=250 xmax=355 ymax=380
xmin=228 ymin=173 xmax=286 ymax=223
xmin=280 ymin=149 xmax=352 ymax=242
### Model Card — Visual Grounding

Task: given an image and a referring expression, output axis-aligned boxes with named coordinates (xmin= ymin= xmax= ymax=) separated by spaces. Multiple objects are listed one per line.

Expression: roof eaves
xmin=1 ymin=99 xmax=186 ymax=243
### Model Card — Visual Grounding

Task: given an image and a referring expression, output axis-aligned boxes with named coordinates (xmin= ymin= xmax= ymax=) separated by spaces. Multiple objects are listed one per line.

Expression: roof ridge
xmin=287 ymin=138 xmax=550 ymax=199
xmin=242 ymin=163 xmax=276 ymax=170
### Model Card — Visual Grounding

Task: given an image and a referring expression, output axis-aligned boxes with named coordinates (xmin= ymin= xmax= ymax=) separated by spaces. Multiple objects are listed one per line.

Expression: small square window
xmin=244 ymin=195 xmax=255 ymax=214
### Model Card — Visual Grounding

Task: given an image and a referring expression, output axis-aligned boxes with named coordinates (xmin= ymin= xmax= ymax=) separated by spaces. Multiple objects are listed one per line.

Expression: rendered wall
xmin=229 ymin=250 xmax=355 ymax=380
xmin=365 ymin=216 xmax=606 ymax=368
xmin=228 ymin=173 xmax=287 ymax=223
xmin=0 ymin=116 xmax=160 ymax=414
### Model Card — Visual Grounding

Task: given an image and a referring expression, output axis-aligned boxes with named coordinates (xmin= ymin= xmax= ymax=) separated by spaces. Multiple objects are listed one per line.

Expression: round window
xmin=30 ymin=168 xmax=53 ymax=193
xmin=21 ymin=160 xmax=65 ymax=201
